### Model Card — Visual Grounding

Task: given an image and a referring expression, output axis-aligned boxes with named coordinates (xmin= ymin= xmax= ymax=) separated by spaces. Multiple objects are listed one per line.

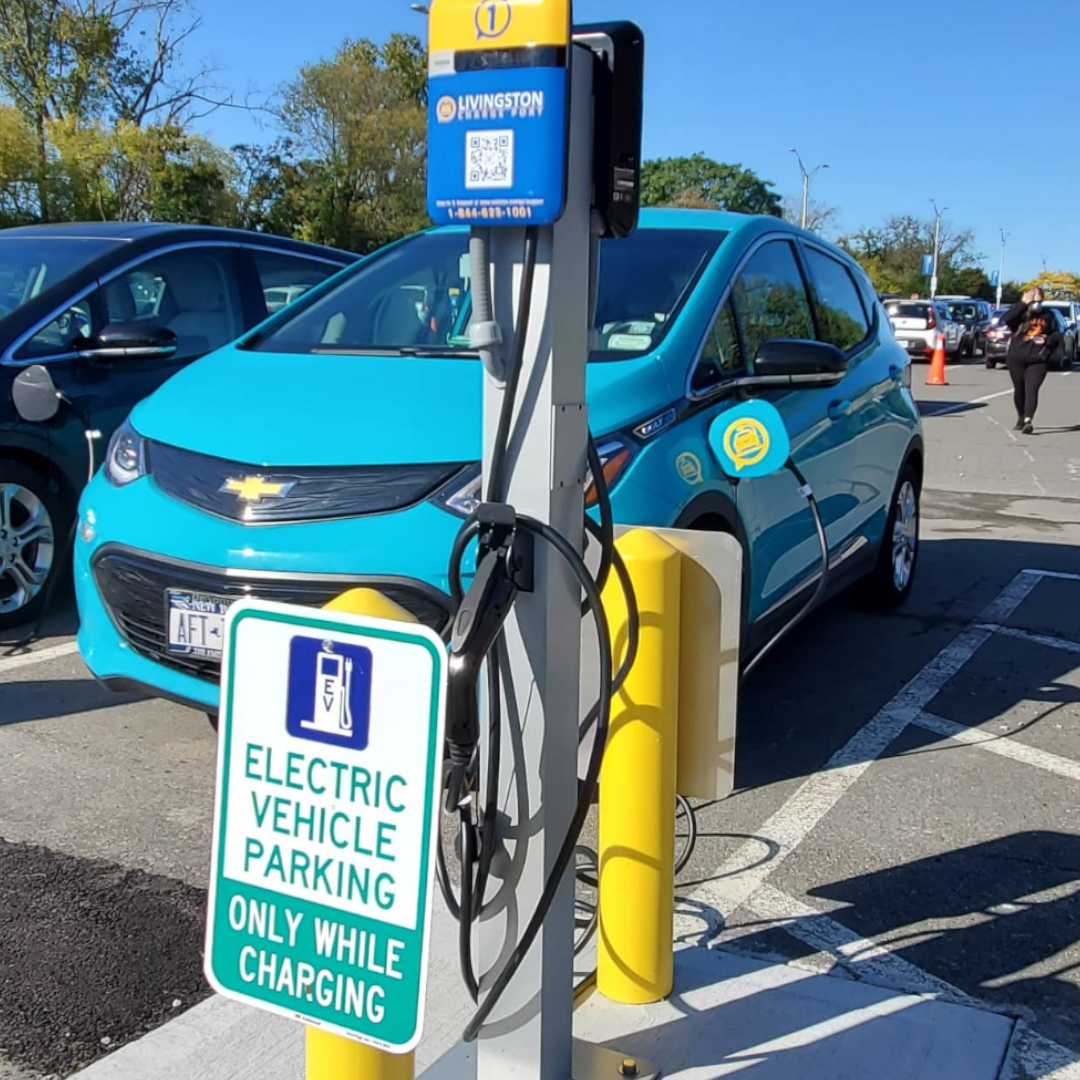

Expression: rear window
xmin=887 ymin=303 xmax=932 ymax=319
xmin=947 ymin=303 xmax=978 ymax=321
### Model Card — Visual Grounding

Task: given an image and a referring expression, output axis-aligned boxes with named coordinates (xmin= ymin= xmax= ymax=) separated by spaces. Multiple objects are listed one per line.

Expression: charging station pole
xmin=475 ymin=46 xmax=594 ymax=1080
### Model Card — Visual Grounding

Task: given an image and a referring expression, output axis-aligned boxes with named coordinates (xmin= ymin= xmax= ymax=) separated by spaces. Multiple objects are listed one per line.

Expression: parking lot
xmin=2 ymin=361 xmax=1080 ymax=1079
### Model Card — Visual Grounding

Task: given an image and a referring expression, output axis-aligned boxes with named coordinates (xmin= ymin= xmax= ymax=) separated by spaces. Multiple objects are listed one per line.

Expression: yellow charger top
xmin=430 ymin=0 xmax=571 ymax=54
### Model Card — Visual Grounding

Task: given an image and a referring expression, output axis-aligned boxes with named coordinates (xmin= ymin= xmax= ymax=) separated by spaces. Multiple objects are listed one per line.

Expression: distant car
xmin=985 ymin=305 xmax=1077 ymax=370
xmin=0 ymin=222 xmax=357 ymax=629
xmin=942 ymin=298 xmax=993 ymax=358
xmin=1040 ymin=299 xmax=1080 ymax=335
xmin=885 ymin=299 xmax=964 ymax=360
xmin=264 ymin=284 xmax=314 ymax=313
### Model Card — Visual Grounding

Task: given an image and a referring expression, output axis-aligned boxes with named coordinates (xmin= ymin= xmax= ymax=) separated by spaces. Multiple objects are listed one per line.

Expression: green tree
xmin=280 ymin=34 xmax=428 ymax=252
xmin=0 ymin=104 xmax=39 ymax=223
xmin=840 ymin=214 xmax=983 ymax=296
xmin=1022 ymin=270 xmax=1080 ymax=300
xmin=641 ymin=153 xmax=782 ymax=217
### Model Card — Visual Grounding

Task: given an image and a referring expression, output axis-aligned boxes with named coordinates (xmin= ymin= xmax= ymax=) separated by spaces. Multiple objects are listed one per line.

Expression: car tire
xmin=986 ymin=357 xmax=997 ymax=369
xmin=856 ymin=463 xmax=920 ymax=611
xmin=0 ymin=462 xmax=71 ymax=634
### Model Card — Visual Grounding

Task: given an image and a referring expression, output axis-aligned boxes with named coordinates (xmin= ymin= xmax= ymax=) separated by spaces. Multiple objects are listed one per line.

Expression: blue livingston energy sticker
xmin=427 ymin=66 xmax=568 ymax=227
xmin=285 ymin=635 xmax=374 ymax=751
xmin=709 ymin=399 xmax=791 ymax=480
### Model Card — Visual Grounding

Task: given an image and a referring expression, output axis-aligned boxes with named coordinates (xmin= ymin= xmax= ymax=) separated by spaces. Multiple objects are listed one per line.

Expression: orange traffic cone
xmin=927 ymin=333 xmax=948 ymax=386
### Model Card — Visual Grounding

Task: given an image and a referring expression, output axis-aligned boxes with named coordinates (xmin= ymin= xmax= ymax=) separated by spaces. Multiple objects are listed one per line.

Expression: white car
xmin=884 ymin=299 xmax=964 ymax=360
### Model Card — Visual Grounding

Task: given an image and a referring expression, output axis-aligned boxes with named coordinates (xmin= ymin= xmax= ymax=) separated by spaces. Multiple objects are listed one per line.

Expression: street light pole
xmin=789 ymin=148 xmax=828 ymax=231
xmin=930 ymin=198 xmax=947 ymax=299
xmin=997 ymin=229 xmax=1009 ymax=308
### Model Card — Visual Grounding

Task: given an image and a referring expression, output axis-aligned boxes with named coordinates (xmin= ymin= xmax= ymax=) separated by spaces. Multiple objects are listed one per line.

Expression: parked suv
xmin=941 ymin=298 xmax=993 ymax=358
xmin=884 ymin=299 xmax=963 ymax=360
xmin=0 ymin=222 xmax=357 ymax=629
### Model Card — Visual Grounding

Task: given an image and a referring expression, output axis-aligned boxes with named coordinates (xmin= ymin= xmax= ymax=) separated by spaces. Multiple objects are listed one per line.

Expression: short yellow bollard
xmin=597 ymin=530 xmax=681 ymax=1005
xmin=305 ymin=588 xmax=417 ymax=1080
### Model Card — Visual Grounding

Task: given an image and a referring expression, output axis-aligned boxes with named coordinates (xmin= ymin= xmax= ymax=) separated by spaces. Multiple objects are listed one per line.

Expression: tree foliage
xmin=840 ymin=214 xmax=986 ymax=297
xmin=780 ymin=195 xmax=838 ymax=235
xmin=1021 ymin=270 xmax=1080 ymax=300
xmin=641 ymin=153 xmax=782 ymax=217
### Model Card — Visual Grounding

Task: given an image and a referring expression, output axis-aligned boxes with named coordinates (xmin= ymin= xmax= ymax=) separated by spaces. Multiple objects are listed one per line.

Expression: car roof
xmin=0 ymin=221 xmax=358 ymax=261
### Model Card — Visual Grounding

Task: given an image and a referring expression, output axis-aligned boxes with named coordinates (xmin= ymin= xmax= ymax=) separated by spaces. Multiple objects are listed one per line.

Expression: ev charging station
xmin=201 ymin=2 xmax=822 ymax=1078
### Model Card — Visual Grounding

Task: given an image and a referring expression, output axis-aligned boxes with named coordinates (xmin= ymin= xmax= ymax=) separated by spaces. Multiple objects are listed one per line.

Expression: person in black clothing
xmin=1004 ymin=287 xmax=1060 ymax=435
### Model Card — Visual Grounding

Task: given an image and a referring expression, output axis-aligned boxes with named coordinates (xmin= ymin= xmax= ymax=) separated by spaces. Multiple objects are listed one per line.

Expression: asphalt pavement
xmin=1 ymin=356 xmax=1079 ymax=1078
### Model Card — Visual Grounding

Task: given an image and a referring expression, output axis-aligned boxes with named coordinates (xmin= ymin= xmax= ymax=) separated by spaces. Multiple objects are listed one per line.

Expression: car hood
xmin=130 ymin=344 xmax=677 ymax=467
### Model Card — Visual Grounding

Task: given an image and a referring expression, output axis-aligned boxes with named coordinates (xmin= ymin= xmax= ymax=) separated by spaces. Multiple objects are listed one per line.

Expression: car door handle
xmin=828 ymin=400 xmax=852 ymax=419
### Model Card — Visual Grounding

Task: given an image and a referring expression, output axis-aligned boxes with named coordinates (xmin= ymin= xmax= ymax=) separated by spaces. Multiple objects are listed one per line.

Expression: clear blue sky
xmin=191 ymin=0 xmax=1072 ymax=283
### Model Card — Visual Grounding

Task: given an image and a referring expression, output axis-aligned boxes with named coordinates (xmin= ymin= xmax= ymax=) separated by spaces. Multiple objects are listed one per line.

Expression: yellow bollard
xmin=305 ymin=588 xmax=418 ymax=1080
xmin=597 ymin=530 xmax=681 ymax=1005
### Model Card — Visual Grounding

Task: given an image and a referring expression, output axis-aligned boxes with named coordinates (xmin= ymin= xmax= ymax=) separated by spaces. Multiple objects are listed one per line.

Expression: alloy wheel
xmin=0 ymin=482 xmax=56 ymax=616
xmin=892 ymin=480 xmax=918 ymax=594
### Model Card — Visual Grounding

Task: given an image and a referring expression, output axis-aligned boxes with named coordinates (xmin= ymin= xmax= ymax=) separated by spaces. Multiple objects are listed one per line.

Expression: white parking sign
xmin=205 ymin=599 xmax=447 ymax=1053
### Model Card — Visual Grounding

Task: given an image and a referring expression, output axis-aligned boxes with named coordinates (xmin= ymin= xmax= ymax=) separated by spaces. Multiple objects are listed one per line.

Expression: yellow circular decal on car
xmin=676 ymin=452 xmax=704 ymax=486
xmin=723 ymin=418 xmax=771 ymax=472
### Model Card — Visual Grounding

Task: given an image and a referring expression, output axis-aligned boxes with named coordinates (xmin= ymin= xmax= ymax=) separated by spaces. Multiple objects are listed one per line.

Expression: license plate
xmin=906 ymin=339 xmax=922 ymax=351
xmin=167 ymin=590 xmax=232 ymax=659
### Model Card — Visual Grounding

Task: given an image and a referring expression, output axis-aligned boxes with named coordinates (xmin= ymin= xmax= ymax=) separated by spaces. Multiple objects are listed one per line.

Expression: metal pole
xmin=789 ymin=149 xmax=828 ymax=232
xmin=930 ymin=199 xmax=947 ymax=300
xmin=475 ymin=44 xmax=594 ymax=1080
xmin=997 ymin=229 xmax=1008 ymax=308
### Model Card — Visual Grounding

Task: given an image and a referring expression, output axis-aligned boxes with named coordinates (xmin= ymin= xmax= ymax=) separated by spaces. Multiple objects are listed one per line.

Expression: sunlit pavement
xmin=1 ymin=358 xmax=1079 ymax=1078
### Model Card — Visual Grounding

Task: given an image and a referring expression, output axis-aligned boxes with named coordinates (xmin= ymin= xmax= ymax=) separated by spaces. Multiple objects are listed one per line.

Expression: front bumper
xmin=75 ymin=473 xmax=464 ymax=711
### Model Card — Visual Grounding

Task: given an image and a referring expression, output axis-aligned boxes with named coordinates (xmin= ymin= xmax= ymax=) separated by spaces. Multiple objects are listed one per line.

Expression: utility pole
xmin=789 ymin=148 xmax=828 ymax=231
xmin=997 ymin=229 xmax=1009 ymax=308
xmin=930 ymin=198 xmax=947 ymax=299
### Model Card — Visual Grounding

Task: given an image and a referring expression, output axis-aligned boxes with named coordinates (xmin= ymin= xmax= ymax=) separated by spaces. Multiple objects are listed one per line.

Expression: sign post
xmin=205 ymin=598 xmax=447 ymax=1056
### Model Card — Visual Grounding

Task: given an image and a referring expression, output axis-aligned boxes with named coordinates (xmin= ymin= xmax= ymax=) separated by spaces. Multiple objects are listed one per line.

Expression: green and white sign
xmin=204 ymin=599 xmax=447 ymax=1054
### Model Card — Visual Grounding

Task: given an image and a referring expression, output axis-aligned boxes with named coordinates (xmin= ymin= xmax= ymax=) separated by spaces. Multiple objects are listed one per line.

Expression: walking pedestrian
xmin=1004 ymin=287 xmax=1060 ymax=435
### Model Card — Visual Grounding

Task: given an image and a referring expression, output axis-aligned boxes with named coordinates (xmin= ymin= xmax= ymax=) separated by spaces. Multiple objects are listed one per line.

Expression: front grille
xmin=147 ymin=441 xmax=465 ymax=525
xmin=92 ymin=547 xmax=453 ymax=684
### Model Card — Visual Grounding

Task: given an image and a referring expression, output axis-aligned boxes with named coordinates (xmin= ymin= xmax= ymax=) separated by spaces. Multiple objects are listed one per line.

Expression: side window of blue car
xmin=803 ymin=248 xmax=870 ymax=353
xmin=731 ymin=240 xmax=815 ymax=367
xmin=691 ymin=301 xmax=744 ymax=393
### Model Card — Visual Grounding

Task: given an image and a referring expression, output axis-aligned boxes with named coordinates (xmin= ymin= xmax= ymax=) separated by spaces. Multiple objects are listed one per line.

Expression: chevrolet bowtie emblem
xmin=220 ymin=476 xmax=296 ymax=502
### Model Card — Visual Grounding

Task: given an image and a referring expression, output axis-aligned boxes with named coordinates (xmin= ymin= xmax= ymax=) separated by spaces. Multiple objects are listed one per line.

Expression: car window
xmin=17 ymin=297 xmax=97 ymax=360
xmin=804 ymin=248 xmax=870 ymax=352
xmin=0 ymin=237 xmax=120 ymax=323
xmin=731 ymin=240 xmax=815 ymax=364
xmin=252 ymin=251 xmax=339 ymax=316
xmin=253 ymin=228 xmax=726 ymax=361
xmin=104 ymin=248 xmax=244 ymax=360
xmin=691 ymin=300 xmax=744 ymax=393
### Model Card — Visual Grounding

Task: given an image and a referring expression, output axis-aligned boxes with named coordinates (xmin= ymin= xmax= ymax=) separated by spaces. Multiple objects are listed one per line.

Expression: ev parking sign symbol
xmin=285 ymin=637 xmax=373 ymax=750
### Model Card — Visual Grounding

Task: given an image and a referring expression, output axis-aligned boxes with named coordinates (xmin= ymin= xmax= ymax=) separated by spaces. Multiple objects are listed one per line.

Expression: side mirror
xmin=752 ymin=339 xmax=847 ymax=388
xmin=12 ymin=364 xmax=61 ymax=423
xmin=77 ymin=322 xmax=178 ymax=361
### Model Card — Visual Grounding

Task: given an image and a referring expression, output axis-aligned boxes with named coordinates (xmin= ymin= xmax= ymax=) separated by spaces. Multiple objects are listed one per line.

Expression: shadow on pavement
xmin=0 ymin=677 xmax=143 ymax=727
xmin=734 ymin=536 xmax=1080 ymax=796
xmin=919 ymin=401 xmax=988 ymax=418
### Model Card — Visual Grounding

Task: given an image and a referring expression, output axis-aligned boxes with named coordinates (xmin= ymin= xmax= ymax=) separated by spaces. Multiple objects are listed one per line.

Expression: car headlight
xmin=585 ymin=437 xmax=635 ymax=508
xmin=432 ymin=436 xmax=636 ymax=518
xmin=432 ymin=463 xmax=482 ymax=518
xmin=104 ymin=420 xmax=148 ymax=487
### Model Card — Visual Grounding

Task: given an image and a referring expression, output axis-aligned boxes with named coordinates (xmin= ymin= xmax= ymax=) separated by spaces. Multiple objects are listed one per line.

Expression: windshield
xmin=0 ymin=237 xmax=121 ymax=320
xmin=253 ymin=228 xmax=726 ymax=360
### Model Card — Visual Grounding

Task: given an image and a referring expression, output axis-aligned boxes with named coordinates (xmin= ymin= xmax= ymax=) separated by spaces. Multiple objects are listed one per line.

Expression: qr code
xmin=466 ymin=130 xmax=514 ymax=190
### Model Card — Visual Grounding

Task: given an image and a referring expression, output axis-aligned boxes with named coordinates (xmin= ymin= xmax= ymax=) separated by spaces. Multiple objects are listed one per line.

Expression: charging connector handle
xmin=445 ymin=503 xmax=534 ymax=810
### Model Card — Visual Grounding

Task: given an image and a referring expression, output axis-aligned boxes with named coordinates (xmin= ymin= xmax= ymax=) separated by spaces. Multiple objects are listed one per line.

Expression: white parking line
xmin=915 ymin=712 xmax=1080 ymax=784
xmin=977 ymin=623 xmax=1080 ymax=656
xmin=1026 ymin=569 xmax=1080 ymax=583
xmin=0 ymin=641 xmax=79 ymax=675
xmin=685 ymin=572 xmax=1041 ymax=928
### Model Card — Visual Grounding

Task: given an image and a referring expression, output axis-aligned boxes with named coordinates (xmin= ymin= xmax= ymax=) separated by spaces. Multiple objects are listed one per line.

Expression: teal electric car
xmin=74 ymin=210 xmax=923 ymax=712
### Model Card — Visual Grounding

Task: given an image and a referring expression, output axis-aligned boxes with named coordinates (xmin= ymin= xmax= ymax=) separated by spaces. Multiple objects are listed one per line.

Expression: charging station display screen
xmin=428 ymin=1 xmax=570 ymax=227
